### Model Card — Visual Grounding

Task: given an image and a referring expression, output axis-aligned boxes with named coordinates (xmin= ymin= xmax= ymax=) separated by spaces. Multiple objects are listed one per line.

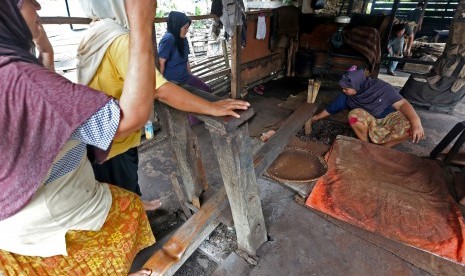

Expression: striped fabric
xmin=343 ymin=27 xmax=381 ymax=71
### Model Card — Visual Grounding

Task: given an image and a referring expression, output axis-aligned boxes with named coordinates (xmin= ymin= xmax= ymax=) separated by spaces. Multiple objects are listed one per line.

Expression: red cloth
xmin=306 ymin=136 xmax=465 ymax=264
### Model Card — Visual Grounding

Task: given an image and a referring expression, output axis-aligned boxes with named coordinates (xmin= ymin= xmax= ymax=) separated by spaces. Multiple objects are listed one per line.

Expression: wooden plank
xmin=383 ymin=56 xmax=436 ymax=65
xmin=247 ymin=1 xmax=287 ymax=9
xmin=143 ymin=187 xmax=228 ymax=275
xmin=199 ymin=68 xmax=231 ymax=82
xmin=156 ymin=102 xmax=207 ymax=203
xmin=40 ymin=16 xmax=91 ymax=25
xmin=240 ymin=54 xmax=284 ymax=89
xmin=222 ymin=40 xmax=230 ymax=69
xmin=41 ymin=15 xmax=218 ymax=25
xmin=170 ymin=173 xmax=192 ymax=219
xmin=240 ymin=52 xmax=281 ymax=69
xmin=193 ymin=62 xmax=229 ymax=78
xmin=177 ymin=84 xmax=254 ymax=135
xmin=190 ymin=55 xmax=226 ymax=69
xmin=143 ymin=101 xmax=319 ymax=273
xmin=207 ymin=123 xmax=268 ymax=255
xmin=254 ymin=103 xmax=318 ymax=177
xmin=230 ymin=25 xmax=242 ymax=99
xmin=154 ymin=14 xmax=218 ymax=23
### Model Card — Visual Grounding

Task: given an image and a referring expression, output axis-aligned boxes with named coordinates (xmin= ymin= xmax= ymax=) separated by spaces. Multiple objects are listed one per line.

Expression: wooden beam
xmin=254 ymin=103 xmax=318 ymax=177
xmin=143 ymin=187 xmax=228 ymax=275
xmin=247 ymin=2 xmax=287 ymax=9
xmin=231 ymin=25 xmax=242 ymax=99
xmin=207 ymin=123 xmax=268 ymax=255
xmin=40 ymin=16 xmax=92 ymax=25
xmin=240 ymin=52 xmax=281 ymax=70
xmin=154 ymin=14 xmax=218 ymax=23
xmin=170 ymin=173 xmax=192 ymax=219
xmin=142 ymin=101 xmax=318 ymax=274
xmin=155 ymin=102 xmax=208 ymax=204
xmin=199 ymin=68 xmax=231 ymax=82
xmin=41 ymin=14 xmax=218 ymax=26
xmin=383 ymin=56 xmax=436 ymax=65
xmin=222 ymin=39 xmax=230 ymax=69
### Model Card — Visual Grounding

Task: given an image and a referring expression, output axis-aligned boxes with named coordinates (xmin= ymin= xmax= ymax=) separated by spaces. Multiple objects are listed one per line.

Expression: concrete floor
xmin=45 ymin=23 xmax=465 ymax=275
xmin=134 ymin=71 xmax=465 ymax=275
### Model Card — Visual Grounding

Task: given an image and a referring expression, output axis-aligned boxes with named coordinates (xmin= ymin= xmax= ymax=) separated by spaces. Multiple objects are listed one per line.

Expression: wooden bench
xmin=140 ymin=86 xmax=318 ymax=275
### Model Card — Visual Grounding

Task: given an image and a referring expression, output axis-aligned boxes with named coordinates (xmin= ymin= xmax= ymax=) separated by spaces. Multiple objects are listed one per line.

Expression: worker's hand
xmin=311 ymin=110 xmax=330 ymax=122
xmin=209 ymin=99 xmax=250 ymax=118
xmin=33 ymin=24 xmax=54 ymax=71
xmin=128 ymin=268 xmax=153 ymax=276
xmin=410 ymin=122 xmax=424 ymax=143
xmin=125 ymin=0 xmax=157 ymax=31
xmin=404 ymin=49 xmax=412 ymax=57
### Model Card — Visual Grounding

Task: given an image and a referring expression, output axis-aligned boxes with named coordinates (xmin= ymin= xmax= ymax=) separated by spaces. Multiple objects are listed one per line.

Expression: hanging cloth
xmin=256 ymin=15 xmax=266 ymax=40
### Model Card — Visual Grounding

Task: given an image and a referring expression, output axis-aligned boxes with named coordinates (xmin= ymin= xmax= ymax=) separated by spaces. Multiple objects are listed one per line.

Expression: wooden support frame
xmin=143 ymin=86 xmax=266 ymax=272
xmin=155 ymin=101 xmax=208 ymax=206
xmin=206 ymin=121 xmax=268 ymax=255
xmin=145 ymin=96 xmax=319 ymax=274
xmin=231 ymin=25 xmax=242 ymax=99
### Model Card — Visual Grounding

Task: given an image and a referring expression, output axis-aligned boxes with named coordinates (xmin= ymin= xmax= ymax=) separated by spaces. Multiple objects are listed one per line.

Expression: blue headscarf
xmin=0 ymin=0 xmax=40 ymax=65
xmin=167 ymin=11 xmax=191 ymax=57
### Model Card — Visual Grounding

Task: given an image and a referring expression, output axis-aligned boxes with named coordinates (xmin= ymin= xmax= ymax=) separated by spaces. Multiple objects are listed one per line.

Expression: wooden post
xmin=153 ymin=24 xmax=159 ymax=69
xmin=170 ymin=173 xmax=193 ymax=219
xmin=205 ymin=122 xmax=267 ymax=256
xmin=155 ymin=102 xmax=208 ymax=206
xmin=231 ymin=25 xmax=242 ymax=99
xmin=442 ymin=0 xmax=465 ymax=55
xmin=380 ymin=0 xmax=401 ymax=58
xmin=222 ymin=39 xmax=230 ymax=69
xmin=416 ymin=0 xmax=428 ymax=32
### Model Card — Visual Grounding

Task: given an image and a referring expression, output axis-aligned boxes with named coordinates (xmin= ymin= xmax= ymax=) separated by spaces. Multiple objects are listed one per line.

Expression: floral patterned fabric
xmin=0 ymin=185 xmax=155 ymax=275
xmin=348 ymin=108 xmax=411 ymax=144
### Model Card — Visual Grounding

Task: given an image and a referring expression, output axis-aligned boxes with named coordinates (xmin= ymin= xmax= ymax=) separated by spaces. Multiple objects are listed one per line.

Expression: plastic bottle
xmin=144 ymin=120 xmax=154 ymax=140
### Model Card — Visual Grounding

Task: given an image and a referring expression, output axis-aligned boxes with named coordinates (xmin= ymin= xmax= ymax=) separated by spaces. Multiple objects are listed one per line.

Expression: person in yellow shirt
xmin=77 ymin=0 xmax=250 ymax=210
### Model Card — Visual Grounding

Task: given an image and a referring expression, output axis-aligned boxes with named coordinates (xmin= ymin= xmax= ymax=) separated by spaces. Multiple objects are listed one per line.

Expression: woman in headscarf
xmin=158 ymin=11 xmax=212 ymax=92
xmin=312 ymin=67 xmax=424 ymax=147
xmin=0 ymin=0 xmax=157 ymax=274
xmin=77 ymin=0 xmax=249 ymax=210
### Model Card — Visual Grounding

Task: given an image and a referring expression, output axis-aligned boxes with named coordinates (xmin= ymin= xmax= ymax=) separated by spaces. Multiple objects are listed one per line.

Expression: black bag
xmin=400 ymin=73 xmax=465 ymax=114
xmin=311 ymin=0 xmax=326 ymax=10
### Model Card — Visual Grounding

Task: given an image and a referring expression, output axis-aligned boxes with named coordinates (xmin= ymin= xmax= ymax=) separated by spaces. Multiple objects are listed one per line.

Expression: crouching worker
xmin=0 ymin=0 xmax=242 ymax=275
xmin=312 ymin=67 xmax=424 ymax=147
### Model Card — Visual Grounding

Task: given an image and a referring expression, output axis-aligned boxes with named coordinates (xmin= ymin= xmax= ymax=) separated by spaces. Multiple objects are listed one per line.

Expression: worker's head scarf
xmin=167 ymin=11 xmax=191 ymax=56
xmin=77 ymin=0 xmax=131 ymax=84
xmin=80 ymin=0 xmax=129 ymax=29
xmin=339 ymin=68 xmax=402 ymax=118
xmin=0 ymin=0 xmax=112 ymax=220
xmin=339 ymin=68 xmax=366 ymax=91
xmin=0 ymin=0 xmax=39 ymax=65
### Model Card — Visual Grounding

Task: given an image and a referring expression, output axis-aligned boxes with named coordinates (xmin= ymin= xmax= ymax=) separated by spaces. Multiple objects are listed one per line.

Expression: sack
xmin=400 ymin=73 xmax=465 ymax=114
xmin=311 ymin=0 xmax=326 ymax=10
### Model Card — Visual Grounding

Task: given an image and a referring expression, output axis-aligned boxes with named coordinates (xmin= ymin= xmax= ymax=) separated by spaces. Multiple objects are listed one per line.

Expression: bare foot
xmin=128 ymin=268 xmax=152 ymax=276
xmin=142 ymin=199 xmax=162 ymax=211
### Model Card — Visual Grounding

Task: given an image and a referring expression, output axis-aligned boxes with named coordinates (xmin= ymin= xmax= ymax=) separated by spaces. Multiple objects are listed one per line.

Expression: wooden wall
xmin=239 ymin=11 xmax=285 ymax=89
xmin=240 ymin=13 xmax=272 ymax=63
